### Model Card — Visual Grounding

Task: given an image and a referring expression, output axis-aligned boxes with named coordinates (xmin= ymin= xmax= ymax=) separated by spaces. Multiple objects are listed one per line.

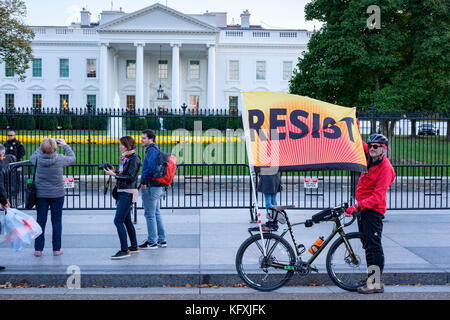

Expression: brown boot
xmin=357 ymin=282 xmax=384 ymax=294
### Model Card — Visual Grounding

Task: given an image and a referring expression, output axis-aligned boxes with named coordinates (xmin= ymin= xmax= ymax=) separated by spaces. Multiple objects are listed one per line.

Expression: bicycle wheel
xmin=326 ymin=232 xmax=367 ymax=292
xmin=236 ymin=233 xmax=296 ymax=291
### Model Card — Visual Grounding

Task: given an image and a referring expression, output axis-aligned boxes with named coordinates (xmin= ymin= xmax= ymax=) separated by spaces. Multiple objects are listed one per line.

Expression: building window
xmin=229 ymin=96 xmax=238 ymax=114
xmin=126 ymin=60 xmax=136 ymax=79
xmin=126 ymin=95 xmax=135 ymax=112
xmin=33 ymin=58 xmax=42 ymax=77
xmin=189 ymin=60 xmax=200 ymax=80
xmin=158 ymin=60 xmax=168 ymax=79
xmin=32 ymin=94 xmax=42 ymax=111
xmin=283 ymin=61 xmax=293 ymax=81
xmin=87 ymin=59 xmax=96 ymax=78
xmin=256 ymin=61 xmax=266 ymax=80
xmin=189 ymin=95 xmax=199 ymax=114
xmin=229 ymin=60 xmax=239 ymax=81
xmin=59 ymin=59 xmax=69 ymax=78
xmin=87 ymin=95 xmax=96 ymax=108
xmin=60 ymin=94 xmax=69 ymax=111
xmin=5 ymin=62 xmax=14 ymax=77
xmin=5 ymin=94 xmax=14 ymax=110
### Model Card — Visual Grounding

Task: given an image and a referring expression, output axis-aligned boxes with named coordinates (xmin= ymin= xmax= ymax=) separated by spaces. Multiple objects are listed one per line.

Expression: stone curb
xmin=0 ymin=272 xmax=448 ymax=288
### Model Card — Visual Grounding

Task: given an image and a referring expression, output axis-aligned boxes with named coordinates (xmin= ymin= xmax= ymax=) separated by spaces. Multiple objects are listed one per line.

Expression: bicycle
xmin=235 ymin=203 xmax=366 ymax=292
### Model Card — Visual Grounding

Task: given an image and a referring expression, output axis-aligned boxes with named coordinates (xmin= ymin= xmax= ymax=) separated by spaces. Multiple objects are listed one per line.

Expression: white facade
xmin=0 ymin=3 xmax=311 ymax=112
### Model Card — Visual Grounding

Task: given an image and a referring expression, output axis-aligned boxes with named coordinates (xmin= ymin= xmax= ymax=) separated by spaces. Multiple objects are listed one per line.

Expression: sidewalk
xmin=0 ymin=208 xmax=449 ymax=287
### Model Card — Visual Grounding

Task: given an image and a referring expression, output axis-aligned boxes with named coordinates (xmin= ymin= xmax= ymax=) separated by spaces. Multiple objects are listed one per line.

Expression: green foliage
xmin=0 ymin=116 xmax=8 ymax=129
xmin=0 ymin=0 xmax=35 ymax=81
xmin=25 ymin=117 xmax=35 ymax=130
xmin=60 ymin=116 xmax=72 ymax=130
xmin=135 ymin=118 xmax=148 ymax=131
xmin=93 ymin=114 xmax=108 ymax=130
xmin=290 ymin=0 xmax=450 ymax=113
xmin=146 ymin=116 xmax=161 ymax=131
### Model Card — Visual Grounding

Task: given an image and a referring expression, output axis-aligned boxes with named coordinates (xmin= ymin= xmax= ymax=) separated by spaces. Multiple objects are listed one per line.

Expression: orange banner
xmin=241 ymin=92 xmax=367 ymax=172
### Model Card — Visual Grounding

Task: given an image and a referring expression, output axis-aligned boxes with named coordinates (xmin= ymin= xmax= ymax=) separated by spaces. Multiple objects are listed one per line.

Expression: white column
xmin=135 ymin=42 xmax=145 ymax=111
xmin=207 ymin=44 xmax=216 ymax=108
xmin=113 ymin=53 xmax=119 ymax=97
xmin=100 ymin=42 xmax=109 ymax=108
xmin=171 ymin=43 xmax=180 ymax=109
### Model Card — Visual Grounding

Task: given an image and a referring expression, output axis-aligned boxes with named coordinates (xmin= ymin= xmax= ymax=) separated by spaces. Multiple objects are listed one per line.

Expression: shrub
xmin=147 ymin=116 xmax=161 ymax=131
xmin=25 ymin=117 xmax=36 ymax=130
xmin=135 ymin=118 xmax=148 ymax=131
xmin=0 ymin=116 xmax=8 ymax=129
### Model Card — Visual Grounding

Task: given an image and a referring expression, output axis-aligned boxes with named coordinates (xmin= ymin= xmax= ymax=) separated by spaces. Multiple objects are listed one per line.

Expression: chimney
xmin=80 ymin=8 xmax=91 ymax=27
xmin=240 ymin=10 xmax=250 ymax=29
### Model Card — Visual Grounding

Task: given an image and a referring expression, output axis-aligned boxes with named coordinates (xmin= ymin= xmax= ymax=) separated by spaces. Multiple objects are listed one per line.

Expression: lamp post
xmin=86 ymin=102 xmax=93 ymax=174
xmin=181 ymin=103 xmax=187 ymax=129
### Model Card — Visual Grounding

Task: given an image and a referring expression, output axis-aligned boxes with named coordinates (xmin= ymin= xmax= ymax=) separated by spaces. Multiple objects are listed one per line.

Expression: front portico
xmin=97 ymin=3 xmax=218 ymax=111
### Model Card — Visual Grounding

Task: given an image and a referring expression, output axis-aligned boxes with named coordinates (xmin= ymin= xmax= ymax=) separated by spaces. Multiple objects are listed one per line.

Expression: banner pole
xmin=240 ymin=91 xmax=268 ymax=257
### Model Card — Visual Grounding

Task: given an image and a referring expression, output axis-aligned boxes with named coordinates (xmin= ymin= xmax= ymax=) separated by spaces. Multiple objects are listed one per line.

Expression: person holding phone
xmin=29 ymin=138 xmax=76 ymax=257
xmin=103 ymin=136 xmax=141 ymax=260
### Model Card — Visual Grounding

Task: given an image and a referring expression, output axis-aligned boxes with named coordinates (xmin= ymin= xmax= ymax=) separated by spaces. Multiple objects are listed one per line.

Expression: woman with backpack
xmin=103 ymin=136 xmax=141 ymax=260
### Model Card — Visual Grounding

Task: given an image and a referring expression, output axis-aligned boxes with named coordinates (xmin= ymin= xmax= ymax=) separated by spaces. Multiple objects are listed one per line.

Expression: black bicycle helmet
xmin=367 ymin=133 xmax=389 ymax=146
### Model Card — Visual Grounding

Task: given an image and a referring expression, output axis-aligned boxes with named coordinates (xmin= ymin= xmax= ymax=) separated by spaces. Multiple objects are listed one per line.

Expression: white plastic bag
xmin=3 ymin=208 xmax=43 ymax=251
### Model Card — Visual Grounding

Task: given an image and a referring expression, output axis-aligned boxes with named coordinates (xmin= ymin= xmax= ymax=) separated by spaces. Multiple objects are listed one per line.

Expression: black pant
xmin=357 ymin=209 xmax=385 ymax=276
xmin=114 ymin=192 xmax=137 ymax=251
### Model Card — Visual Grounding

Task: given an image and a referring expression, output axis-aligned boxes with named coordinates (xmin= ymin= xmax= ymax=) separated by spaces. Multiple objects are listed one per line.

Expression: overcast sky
xmin=22 ymin=0 xmax=322 ymax=30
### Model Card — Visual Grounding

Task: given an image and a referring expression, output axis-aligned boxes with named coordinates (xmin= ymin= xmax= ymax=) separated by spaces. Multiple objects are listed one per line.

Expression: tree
xmin=290 ymin=0 xmax=450 ymax=116
xmin=0 ymin=0 xmax=34 ymax=81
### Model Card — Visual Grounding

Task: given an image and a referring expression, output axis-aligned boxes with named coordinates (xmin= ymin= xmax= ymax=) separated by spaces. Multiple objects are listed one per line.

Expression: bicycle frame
xmin=262 ymin=212 xmax=359 ymax=270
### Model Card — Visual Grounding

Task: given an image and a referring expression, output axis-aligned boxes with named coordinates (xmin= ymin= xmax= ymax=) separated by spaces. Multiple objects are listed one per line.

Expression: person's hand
xmin=345 ymin=204 xmax=359 ymax=217
xmin=141 ymin=184 xmax=147 ymax=190
xmin=1 ymin=201 xmax=10 ymax=211
xmin=103 ymin=168 xmax=116 ymax=177
xmin=57 ymin=139 xmax=67 ymax=147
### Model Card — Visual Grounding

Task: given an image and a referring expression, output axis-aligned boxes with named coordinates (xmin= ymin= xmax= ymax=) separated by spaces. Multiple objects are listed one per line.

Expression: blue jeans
xmin=35 ymin=196 xmax=65 ymax=251
xmin=141 ymin=186 xmax=165 ymax=244
xmin=114 ymin=192 xmax=138 ymax=251
xmin=264 ymin=193 xmax=278 ymax=214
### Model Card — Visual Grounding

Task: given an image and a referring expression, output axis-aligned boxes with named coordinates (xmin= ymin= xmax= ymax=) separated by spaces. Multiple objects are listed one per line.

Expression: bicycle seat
xmin=269 ymin=205 xmax=295 ymax=213
xmin=311 ymin=208 xmax=333 ymax=223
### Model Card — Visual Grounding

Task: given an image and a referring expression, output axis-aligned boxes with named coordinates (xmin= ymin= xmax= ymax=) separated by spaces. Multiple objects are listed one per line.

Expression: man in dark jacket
xmin=4 ymin=131 xmax=25 ymax=161
xmin=346 ymin=133 xmax=395 ymax=294
xmin=0 ymin=144 xmax=10 ymax=271
xmin=138 ymin=129 xmax=167 ymax=250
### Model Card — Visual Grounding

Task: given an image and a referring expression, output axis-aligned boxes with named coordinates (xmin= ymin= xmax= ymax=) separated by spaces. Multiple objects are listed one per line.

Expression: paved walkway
xmin=0 ymin=208 xmax=449 ymax=287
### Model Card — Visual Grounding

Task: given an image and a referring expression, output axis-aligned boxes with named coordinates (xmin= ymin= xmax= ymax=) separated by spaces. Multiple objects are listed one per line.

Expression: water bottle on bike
xmin=308 ymin=236 xmax=324 ymax=254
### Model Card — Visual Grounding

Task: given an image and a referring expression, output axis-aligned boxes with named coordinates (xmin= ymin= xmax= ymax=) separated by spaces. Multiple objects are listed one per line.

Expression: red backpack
xmin=148 ymin=146 xmax=177 ymax=187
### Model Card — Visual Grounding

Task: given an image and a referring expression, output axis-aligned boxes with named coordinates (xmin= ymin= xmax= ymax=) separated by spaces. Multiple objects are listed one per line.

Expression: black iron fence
xmin=1 ymin=107 xmax=449 ymax=214
xmin=5 ymin=162 xmax=449 ymax=221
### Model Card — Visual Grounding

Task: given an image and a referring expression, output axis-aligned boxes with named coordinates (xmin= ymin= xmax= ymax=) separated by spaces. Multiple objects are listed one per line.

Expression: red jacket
xmin=356 ymin=142 xmax=395 ymax=214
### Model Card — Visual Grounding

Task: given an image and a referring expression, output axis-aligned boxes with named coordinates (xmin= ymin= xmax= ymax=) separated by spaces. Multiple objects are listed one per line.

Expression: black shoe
xmin=157 ymin=241 xmax=167 ymax=248
xmin=111 ymin=250 xmax=131 ymax=260
xmin=139 ymin=241 xmax=158 ymax=250
xmin=261 ymin=219 xmax=279 ymax=232
xmin=0 ymin=266 xmax=5 ymax=272
xmin=128 ymin=246 xmax=140 ymax=254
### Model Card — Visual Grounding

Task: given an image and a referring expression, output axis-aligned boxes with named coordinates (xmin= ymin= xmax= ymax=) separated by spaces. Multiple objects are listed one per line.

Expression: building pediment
xmin=82 ymin=85 xmax=99 ymax=91
xmin=98 ymin=3 xmax=218 ymax=34
xmin=27 ymin=85 xmax=46 ymax=91
xmin=0 ymin=84 xmax=18 ymax=91
xmin=55 ymin=84 xmax=73 ymax=91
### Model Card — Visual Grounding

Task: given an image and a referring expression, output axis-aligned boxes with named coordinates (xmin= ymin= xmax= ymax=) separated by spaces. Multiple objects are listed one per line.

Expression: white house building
xmin=0 ymin=3 xmax=312 ymax=113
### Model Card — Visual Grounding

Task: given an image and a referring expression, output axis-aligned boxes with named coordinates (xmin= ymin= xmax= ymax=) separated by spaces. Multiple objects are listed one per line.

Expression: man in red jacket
xmin=346 ymin=133 xmax=396 ymax=294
